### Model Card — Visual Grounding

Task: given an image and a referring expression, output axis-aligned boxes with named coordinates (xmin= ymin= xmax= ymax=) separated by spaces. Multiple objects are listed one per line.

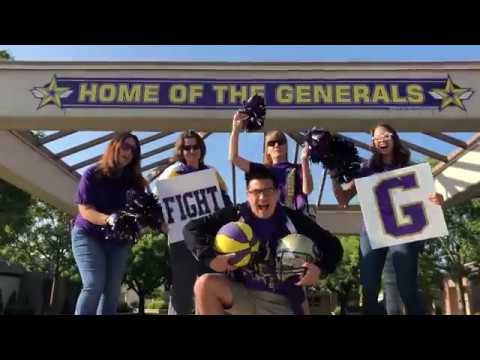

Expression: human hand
xmin=232 ymin=111 xmax=249 ymax=131
xmin=429 ymin=192 xmax=444 ymax=206
xmin=295 ymin=262 xmax=321 ymax=286
xmin=209 ymin=254 xmax=238 ymax=273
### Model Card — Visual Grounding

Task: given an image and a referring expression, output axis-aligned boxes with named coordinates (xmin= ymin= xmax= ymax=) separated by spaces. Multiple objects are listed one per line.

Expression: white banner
xmin=152 ymin=169 xmax=225 ymax=243
xmin=354 ymin=163 xmax=448 ymax=249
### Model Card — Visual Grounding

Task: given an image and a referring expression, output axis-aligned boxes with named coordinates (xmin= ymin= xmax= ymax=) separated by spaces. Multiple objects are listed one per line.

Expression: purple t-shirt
xmin=251 ymin=162 xmax=307 ymax=211
xmin=73 ymin=165 xmax=137 ymax=242
xmin=356 ymin=160 xmax=401 ymax=179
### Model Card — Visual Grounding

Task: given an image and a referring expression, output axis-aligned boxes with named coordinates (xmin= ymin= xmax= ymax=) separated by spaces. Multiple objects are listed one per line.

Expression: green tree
xmin=0 ymin=50 xmax=13 ymax=60
xmin=124 ymin=231 xmax=170 ymax=315
xmin=422 ymin=199 xmax=480 ymax=314
xmin=0 ymin=47 xmax=34 ymax=244
xmin=0 ymin=199 xmax=78 ymax=311
xmin=321 ymin=235 xmax=360 ymax=314
xmin=0 ymin=180 xmax=32 ymax=244
xmin=417 ymin=240 xmax=445 ymax=312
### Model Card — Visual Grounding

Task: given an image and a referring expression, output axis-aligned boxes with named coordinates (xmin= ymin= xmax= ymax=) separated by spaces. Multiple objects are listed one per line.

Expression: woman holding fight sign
xmin=151 ymin=130 xmax=232 ymax=315
xmin=331 ymin=124 xmax=444 ymax=315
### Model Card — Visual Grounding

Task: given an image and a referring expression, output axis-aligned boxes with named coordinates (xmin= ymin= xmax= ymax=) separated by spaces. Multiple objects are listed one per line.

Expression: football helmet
xmin=275 ymin=233 xmax=322 ymax=281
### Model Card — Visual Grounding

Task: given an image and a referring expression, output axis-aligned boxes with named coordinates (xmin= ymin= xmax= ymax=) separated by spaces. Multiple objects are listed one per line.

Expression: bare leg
xmin=194 ymin=273 xmax=234 ymax=315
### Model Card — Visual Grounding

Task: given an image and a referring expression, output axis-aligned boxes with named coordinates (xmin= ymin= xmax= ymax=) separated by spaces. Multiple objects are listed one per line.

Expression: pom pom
xmin=304 ymin=127 xmax=362 ymax=184
xmin=125 ymin=189 xmax=165 ymax=232
xmin=239 ymin=94 xmax=266 ymax=132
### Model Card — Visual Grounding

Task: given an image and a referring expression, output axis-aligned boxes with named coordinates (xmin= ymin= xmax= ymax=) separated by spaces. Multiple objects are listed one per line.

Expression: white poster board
xmin=151 ymin=168 xmax=225 ymax=243
xmin=354 ymin=163 xmax=448 ymax=249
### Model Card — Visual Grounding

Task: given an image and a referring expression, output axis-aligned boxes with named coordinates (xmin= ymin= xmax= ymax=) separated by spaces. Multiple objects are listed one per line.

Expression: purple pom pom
xmin=239 ymin=94 xmax=266 ymax=132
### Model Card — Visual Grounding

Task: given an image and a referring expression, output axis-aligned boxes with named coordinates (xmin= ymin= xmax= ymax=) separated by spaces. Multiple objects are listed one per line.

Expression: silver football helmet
xmin=275 ymin=234 xmax=322 ymax=281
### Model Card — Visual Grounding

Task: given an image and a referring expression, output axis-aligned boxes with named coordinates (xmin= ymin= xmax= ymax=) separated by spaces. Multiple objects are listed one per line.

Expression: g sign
xmin=355 ymin=163 xmax=448 ymax=249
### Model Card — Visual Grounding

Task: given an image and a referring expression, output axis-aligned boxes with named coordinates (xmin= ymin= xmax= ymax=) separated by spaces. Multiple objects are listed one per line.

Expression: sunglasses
xmin=120 ymin=142 xmax=138 ymax=153
xmin=183 ymin=144 xmax=200 ymax=151
xmin=267 ymin=139 xmax=286 ymax=147
xmin=372 ymin=132 xmax=393 ymax=142
xmin=248 ymin=187 xmax=276 ymax=197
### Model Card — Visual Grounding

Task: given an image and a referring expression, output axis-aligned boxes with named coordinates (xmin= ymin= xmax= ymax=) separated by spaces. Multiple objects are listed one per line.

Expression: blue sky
xmin=3 ymin=45 xmax=480 ymax=62
xmin=2 ymin=45 xmax=478 ymax=204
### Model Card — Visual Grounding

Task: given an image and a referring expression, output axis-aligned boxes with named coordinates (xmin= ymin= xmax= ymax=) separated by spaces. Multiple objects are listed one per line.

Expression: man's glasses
xmin=267 ymin=139 xmax=286 ymax=147
xmin=120 ymin=142 xmax=138 ymax=153
xmin=247 ymin=188 xmax=276 ymax=197
xmin=372 ymin=132 xmax=393 ymax=142
xmin=183 ymin=144 xmax=200 ymax=151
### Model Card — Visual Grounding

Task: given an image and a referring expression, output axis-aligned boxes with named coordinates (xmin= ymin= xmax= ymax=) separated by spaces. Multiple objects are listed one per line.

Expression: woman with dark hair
xmin=151 ymin=130 xmax=232 ymax=315
xmin=229 ymin=112 xmax=313 ymax=212
xmin=72 ymin=132 xmax=147 ymax=315
xmin=331 ymin=123 xmax=444 ymax=315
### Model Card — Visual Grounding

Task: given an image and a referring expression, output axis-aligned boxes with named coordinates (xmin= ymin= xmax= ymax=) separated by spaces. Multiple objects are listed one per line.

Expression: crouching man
xmin=183 ymin=165 xmax=343 ymax=315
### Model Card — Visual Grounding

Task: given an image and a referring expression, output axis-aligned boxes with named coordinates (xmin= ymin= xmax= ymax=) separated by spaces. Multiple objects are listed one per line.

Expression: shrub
xmin=117 ymin=301 xmax=133 ymax=313
xmin=146 ymin=298 xmax=164 ymax=310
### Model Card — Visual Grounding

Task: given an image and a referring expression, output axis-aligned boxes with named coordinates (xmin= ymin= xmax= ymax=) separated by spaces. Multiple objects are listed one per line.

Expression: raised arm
xmin=331 ymin=176 xmax=357 ymax=208
xmin=229 ymin=111 xmax=251 ymax=172
xmin=301 ymin=143 xmax=313 ymax=195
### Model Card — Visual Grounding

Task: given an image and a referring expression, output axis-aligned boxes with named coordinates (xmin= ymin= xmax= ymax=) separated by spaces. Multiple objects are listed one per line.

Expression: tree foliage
xmin=0 ymin=199 xmax=78 ymax=282
xmin=0 ymin=180 xmax=32 ymax=244
xmin=321 ymin=235 xmax=360 ymax=314
xmin=124 ymin=231 xmax=170 ymax=314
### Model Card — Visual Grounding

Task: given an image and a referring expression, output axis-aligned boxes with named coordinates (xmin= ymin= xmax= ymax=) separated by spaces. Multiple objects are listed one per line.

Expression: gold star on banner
xmin=30 ymin=76 xmax=73 ymax=109
xmin=429 ymin=75 xmax=474 ymax=111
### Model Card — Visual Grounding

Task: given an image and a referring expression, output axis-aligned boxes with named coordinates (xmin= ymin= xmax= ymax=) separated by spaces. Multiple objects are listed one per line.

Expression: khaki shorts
xmin=225 ymin=279 xmax=294 ymax=315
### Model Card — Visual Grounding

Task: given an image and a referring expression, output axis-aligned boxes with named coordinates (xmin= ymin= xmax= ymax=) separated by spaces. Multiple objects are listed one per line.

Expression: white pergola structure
xmin=1 ymin=61 xmax=479 ymax=235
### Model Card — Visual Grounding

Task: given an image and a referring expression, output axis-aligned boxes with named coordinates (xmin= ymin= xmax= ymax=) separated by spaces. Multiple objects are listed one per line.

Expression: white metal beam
xmin=434 ymin=136 xmax=480 ymax=206
xmin=0 ymin=131 xmax=78 ymax=215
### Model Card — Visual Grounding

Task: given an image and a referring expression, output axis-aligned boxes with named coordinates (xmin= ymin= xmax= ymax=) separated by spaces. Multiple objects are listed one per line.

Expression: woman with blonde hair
xmin=72 ymin=132 xmax=147 ymax=315
xmin=229 ymin=112 xmax=313 ymax=212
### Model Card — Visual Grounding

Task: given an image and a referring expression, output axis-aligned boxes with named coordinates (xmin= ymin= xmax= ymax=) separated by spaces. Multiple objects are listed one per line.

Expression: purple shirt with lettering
xmin=74 ymin=165 xmax=136 ymax=242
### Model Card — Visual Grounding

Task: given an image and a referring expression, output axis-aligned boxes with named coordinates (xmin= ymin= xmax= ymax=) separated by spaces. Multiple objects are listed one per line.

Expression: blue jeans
xmin=383 ymin=252 xmax=404 ymax=315
xmin=72 ymin=227 xmax=131 ymax=315
xmin=360 ymin=229 xmax=424 ymax=315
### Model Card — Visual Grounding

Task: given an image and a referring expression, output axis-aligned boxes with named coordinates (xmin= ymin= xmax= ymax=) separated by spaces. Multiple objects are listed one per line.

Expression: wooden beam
xmin=143 ymin=158 xmax=171 ymax=174
xmin=38 ymin=130 xmax=77 ymax=145
xmin=400 ymin=139 xmax=449 ymax=163
xmin=55 ymin=132 xmax=117 ymax=158
xmin=139 ymin=132 xmax=175 ymax=145
xmin=423 ymin=132 xmax=468 ymax=149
